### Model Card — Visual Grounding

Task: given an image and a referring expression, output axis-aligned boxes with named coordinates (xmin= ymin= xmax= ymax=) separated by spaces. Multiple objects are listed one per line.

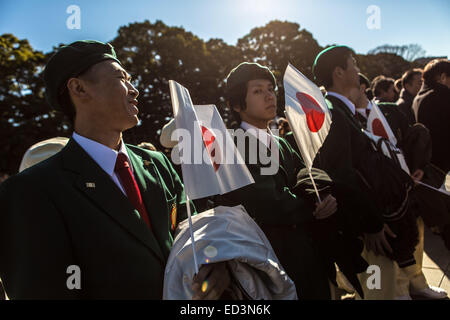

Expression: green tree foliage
xmin=368 ymin=44 xmax=426 ymax=62
xmin=0 ymin=34 xmax=69 ymax=174
xmin=238 ymin=21 xmax=322 ymax=80
xmin=357 ymin=52 xmax=420 ymax=81
xmin=237 ymin=21 xmax=322 ymax=113
xmin=0 ymin=21 xmax=421 ymax=174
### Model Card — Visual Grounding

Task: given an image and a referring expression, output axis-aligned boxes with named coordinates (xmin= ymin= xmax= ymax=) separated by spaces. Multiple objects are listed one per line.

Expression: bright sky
xmin=1 ymin=0 xmax=449 ymax=57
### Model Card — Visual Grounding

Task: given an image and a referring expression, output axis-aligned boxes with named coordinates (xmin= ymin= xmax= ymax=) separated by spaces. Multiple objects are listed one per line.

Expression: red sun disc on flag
xmin=295 ymin=92 xmax=325 ymax=132
xmin=372 ymin=119 xmax=389 ymax=139
xmin=201 ymin=126 xmax=220 ymax=172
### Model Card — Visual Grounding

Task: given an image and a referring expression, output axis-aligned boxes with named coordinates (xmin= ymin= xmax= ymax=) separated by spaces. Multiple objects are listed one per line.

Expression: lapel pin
xmin=86 ymin=182 xmax=96 ymax=188
xmin=143 ymin=160 xmax=151 ymax=167
xmin=170 ymin=204 xmax=177 ymax=231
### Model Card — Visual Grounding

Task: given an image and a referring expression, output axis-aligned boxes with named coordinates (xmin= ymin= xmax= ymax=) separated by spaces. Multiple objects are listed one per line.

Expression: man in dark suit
xmin=413 ymin=58 xmax=450 ymax=174
xmin=0 ymin=40 xmax=229 ymax=299
xmin=312 ymin=46 xmax=407 ymax=299
xmin=396 ymin=69 xmax=423 ymax=125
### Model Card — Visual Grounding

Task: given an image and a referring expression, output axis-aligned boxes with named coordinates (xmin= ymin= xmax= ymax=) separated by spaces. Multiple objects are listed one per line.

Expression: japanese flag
xmin=366 ymin=102 xmax=410 ymax=174
xmin=367 ymin=102 xmax=398 ymax=145
xmin=169 ymin=80 xmax=254 ymax=200
xmin=283 ymin=63 xmax=332 ymax=169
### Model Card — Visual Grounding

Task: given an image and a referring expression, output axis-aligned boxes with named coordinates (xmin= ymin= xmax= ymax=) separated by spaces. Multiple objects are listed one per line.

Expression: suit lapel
xmin=273 ymin=138 xmax=291 ymax=184
xmin=62 ymin=139 xmax=165 ymax=263
xmin=126 ymin=147 xmax=172 ymax=259
xmin=326 ymin=95 xmax=365 ymax=131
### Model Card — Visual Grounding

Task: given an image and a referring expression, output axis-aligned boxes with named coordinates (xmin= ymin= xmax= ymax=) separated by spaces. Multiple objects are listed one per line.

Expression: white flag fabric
xmin=163 ymin=205 xmax=298 ymax=300
xmin=366 ymin=102 xmax=410 ymax=174
xmin=367 ymin=102 xmax=398 ymax=145
xmin=283 ymin=63 xmax=332 ymax=169
xmin=445 ymin=172 xmax=450 ymax=193
xmin=169 ymin=80 xmax=254 ymax=200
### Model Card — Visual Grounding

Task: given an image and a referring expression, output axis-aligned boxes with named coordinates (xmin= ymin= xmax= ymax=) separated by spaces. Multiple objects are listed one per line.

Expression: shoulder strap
xmin=376 ymin=138 xmax=401 ymax=167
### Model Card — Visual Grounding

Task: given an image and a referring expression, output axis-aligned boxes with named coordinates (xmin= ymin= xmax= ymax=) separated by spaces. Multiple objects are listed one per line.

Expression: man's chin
xmin=267 ymin=111 xmax=277 ymax=120
xmin=122 ymin=116 xmax=140 ymax=131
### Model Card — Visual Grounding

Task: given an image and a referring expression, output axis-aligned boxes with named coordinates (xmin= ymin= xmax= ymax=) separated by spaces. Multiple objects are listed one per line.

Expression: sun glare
xmin=240 ymin=0 xmax=278 ymax=14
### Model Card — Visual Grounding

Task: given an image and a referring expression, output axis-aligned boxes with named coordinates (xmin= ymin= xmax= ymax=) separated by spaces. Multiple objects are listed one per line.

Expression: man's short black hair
xmin=359 ymin=73 xmax=373 ymax=100
xmin=225 ymin=62 xmax=277 ymax=125
xmin=401 ymin=68 xmax=423 ymax=88
xmin=312 ymin=45 xmax=355 ymax=89
xmin=423 ymin=59 xmax=450 ymax=87
xmin=372 ymin=75 xmax=395 ymax=97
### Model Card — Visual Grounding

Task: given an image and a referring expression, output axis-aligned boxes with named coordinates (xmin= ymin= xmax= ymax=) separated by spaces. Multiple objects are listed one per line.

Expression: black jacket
xmin=314 ymin=95 xmax=384 ymax=234
xmin=413 ymin=83 xmax=450 ymax=173
xmin=321 ymin=95 xmax=418 ymax=268
xmin=396 ymin=89 xmax=416 ymax=126
xmin=357 ymin=103 xmax=449 ymax=245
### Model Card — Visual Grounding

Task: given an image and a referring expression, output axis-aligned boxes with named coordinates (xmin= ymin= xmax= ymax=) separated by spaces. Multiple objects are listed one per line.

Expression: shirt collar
xmin=327 ymin=91 xmax=356 ymax=115
xmin=240 ymin=121 xmax=273 ymax=148
xmin=356 ymin=100 xmax=373 ymax=118
xmin=72 ymin=132 xmax=132 ymax=176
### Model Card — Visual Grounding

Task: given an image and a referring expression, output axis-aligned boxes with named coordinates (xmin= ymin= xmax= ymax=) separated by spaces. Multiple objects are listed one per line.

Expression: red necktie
xmin=115 ymin=153 xmax=151 ymax=229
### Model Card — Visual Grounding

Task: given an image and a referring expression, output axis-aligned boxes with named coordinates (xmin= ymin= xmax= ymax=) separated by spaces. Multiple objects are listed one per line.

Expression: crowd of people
xmin=0 ymin=40 xmax=449 ymax=300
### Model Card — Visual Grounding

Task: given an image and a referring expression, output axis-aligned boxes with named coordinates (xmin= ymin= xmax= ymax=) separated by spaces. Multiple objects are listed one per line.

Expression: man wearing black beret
xmin=0 ymin=40 xmax=229 ymax=299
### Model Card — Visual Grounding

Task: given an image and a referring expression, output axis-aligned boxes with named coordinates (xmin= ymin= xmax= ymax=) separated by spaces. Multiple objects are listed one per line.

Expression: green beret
xmin=225 ymin=62 xmax=277 ymax=99
xmin=312 ymin=45 xmax=354 ymax=83
xmin=44 ymin=40 xmax=121 ymax=110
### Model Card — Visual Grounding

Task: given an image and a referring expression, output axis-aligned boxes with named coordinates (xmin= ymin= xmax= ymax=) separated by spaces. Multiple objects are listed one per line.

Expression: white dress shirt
xmin=240 ymin=121 xmax=274 ymax=149
xmin=327 ymin=91 xmax=356 ymax=115
xmin=356 ymin=100 xmax=374 ymax=119
xmin=72 ymin=132 xmax=133 ymax=195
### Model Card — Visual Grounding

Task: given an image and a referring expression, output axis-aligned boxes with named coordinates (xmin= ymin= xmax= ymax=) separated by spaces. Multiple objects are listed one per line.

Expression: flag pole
xmin=416 ymin=181 xmax=450 ymax=197
xmin=185 ymin=193 xmax=199 ymax=274
xmin=308 ymin=168 xmax=322 ymax=203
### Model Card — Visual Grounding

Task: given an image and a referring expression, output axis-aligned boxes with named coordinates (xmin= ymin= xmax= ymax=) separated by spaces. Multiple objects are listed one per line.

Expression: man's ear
xmin=232 ymin=106 xmax=241 ymax=113
xmin=438 ymin=72 xmax=447 ymax=85
xmin=227 ymin=101 xmax=241 ymax=113
xmin=67 ymin=77 xmax=90 ymax=100
xmin=333 ymin=66 xmax=344 ymax=80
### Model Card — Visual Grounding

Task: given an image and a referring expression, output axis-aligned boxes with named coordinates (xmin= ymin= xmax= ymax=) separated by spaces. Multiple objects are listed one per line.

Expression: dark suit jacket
xmin=413 ymin=83 xmax=450 ymax=173
xmin=313 ymin=95 xmax=384 ymax=234
xmin=324 ymin=97 xmax=418 ymax=267
xmin=396 ymin=89 xmax=416 ymax=126
xmin=0 ymin=138 xmax=191 ymax=299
